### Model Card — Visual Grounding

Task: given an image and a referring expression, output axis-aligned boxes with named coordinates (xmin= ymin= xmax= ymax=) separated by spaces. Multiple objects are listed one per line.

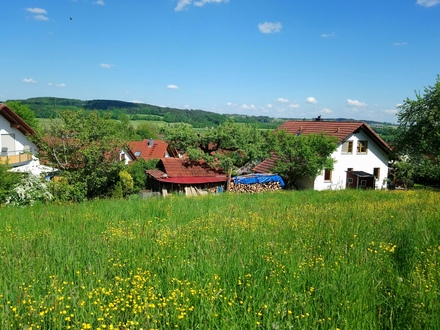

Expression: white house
xmin=253 ymin=120 xmax=391 ymax=190
xmin=0 ymin=104 xmax=37 ymax=167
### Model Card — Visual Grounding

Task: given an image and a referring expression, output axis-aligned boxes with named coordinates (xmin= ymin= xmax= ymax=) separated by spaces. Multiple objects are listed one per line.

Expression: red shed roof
xmin=146 ymin=158 xmax=227 ymax=184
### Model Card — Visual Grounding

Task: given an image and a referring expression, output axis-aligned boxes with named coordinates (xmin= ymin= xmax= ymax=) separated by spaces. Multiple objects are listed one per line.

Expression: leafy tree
xmin=271 ymin=130 xmax=338 ymax=188
xmin=395 ymin=76 xmax=440 ymax=185
xmin=37 ymin=110 xmax=129 ymax=199
xmin=126 ymin=158 xmax=159 ymax=192
xmin=162 ymin=122 xmax=272 ymax=178
xmin=6 ymin=101 xmax=40 ymax=131
xmin=134 ymin=122 xmax=159 ymax=140
xmin=0 ymin=163 xmax=21 ymax=204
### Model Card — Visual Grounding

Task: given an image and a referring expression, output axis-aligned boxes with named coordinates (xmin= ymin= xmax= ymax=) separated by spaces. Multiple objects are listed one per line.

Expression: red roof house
xmin=254 ymin=120 xmax=391 ymax=190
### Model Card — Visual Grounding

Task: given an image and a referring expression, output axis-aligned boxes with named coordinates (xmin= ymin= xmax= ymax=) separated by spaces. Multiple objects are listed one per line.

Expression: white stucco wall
xmin=313 ymin=130 xmax=389 ymax=190
xmin=0 ymin=115 xmax=37 ymax=155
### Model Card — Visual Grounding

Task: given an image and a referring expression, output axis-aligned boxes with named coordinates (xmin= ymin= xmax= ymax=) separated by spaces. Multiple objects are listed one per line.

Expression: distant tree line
xmin=7 ymin=97 xmax=283 ymax=129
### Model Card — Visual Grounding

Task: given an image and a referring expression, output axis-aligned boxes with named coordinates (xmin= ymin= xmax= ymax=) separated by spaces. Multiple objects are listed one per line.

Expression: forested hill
xmin=8 ymin=97 xmax=283 ymax=129
xmin=6 ymin=97 xmax=395 ymax=131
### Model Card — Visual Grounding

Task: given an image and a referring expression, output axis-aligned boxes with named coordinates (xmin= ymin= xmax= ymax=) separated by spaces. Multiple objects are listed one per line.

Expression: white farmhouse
xmin=0 ymin=104 xmax=37 ymax=167
xmin=254 ymin=120 xmax=391 ymax=190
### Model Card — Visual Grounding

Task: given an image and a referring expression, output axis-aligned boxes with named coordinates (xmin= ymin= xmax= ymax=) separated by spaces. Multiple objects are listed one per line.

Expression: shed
xmin=346 ymin=170 xmax=376 ymax=189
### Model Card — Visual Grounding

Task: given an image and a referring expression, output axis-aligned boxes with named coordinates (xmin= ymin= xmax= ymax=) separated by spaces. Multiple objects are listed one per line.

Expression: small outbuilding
xmin=146 ymin=158 xmax=227 ymax=196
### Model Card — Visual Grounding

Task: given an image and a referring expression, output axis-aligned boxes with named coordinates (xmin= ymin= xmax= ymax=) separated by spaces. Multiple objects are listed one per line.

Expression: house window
xmin=357 ymin=140 xmax=368 ymax=154
xmin=373 ymin=167 xmax=380 ymax=180
xmin=134 ymin=151 xmax=141 ymax=157
xmin=360 ymin=180 xmax=367 ymax=187
xmin=324 ymin=169 xmax=332 ymax=181
xmin=342 ymin=141 xmax=353 ymax=154
xmin=348 ymin=178 xmax=353 ymax=184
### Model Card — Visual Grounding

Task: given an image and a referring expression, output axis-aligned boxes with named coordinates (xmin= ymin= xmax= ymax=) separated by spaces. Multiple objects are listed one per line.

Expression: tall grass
xmin=1 ymin=190 xmax=439 ymax=329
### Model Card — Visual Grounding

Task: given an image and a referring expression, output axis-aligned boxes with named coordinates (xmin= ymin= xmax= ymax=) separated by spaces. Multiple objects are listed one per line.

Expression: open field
xmin=1 ymin=190 xmax=439 ymax=329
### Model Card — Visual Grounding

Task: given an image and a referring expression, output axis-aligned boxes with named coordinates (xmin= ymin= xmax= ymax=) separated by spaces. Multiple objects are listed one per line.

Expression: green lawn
xmin=1 ymin=189 xmax=439 ymax=329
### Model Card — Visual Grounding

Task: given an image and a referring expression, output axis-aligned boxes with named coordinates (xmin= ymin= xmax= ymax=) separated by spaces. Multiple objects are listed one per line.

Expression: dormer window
xmin=134 ymin=151 xmax=141 ymax=157
xmin=357 ymin=140 xmax=368 ymax=154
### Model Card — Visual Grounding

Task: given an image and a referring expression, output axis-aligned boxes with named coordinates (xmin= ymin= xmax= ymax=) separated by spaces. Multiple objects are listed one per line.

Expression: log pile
xmin=229 ymin=181 xmax=283 ymax=193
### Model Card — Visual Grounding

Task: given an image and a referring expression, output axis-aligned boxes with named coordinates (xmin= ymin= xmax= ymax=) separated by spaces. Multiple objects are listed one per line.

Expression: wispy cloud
xmin=26 ymin=8 xmax=47 ymax=14
xmin=416 ymin=0 xmax=440 ymax=7
xmin=322 ymin=108 xmax=333 ymax=114
xmin=289 ymin=103 xmax=300 ymax=109
xmin=100 ymin=63 xmax=114 ymax=69
xmin=276 ymin=97 xmax=289 ymax=103
xmin=175 ymin=0 xmax=228 ymax=11
xmin=240 ymin=104 xmax=256 ymax=110
xmin=48 ymin=83 xmax=66 ymax=87
xmin=320 ymin=33 xmax=335 ymax=38
xmin=22 ymin=78 xmax=37 ymax=83
xmin=306 ymin=97 xmax=317 ymax=104
xmin=167 ymin=84 xmax=179 ymax=89
xmin=258 ymin=22 xmax=282 ymax=34
xmin=95 ymin=0 xmax=105 ymax=5
xmin=26 ymin=8 xmax=49 ymax=21
xmin=393 ymin=42 xmax=407 ymax=46
xmin=347 ymin=98 xmax=367 ymax=107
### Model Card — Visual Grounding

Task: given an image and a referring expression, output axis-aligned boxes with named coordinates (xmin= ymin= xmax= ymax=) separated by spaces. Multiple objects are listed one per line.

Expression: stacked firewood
xmin=229 ymin=181 xmax=283 ymax=193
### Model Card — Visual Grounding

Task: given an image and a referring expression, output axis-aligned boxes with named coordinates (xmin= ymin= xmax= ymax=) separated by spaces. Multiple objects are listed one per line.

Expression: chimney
xmin=148 ymin=138 xmax=153 ymax=147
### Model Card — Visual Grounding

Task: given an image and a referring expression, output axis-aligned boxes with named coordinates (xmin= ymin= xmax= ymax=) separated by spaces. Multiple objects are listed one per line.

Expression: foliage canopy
xmin=395 ymin=75 xmax=440 ymax=185
xmin=37 ymin=110 xmax=129 ymax=199
xmin=272 ymin=130 xmax=338 ymax=188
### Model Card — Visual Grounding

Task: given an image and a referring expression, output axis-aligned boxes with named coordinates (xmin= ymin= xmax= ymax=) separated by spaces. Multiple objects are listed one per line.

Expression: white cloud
xmin=34 ymin=15 xmax=49 ymax=21
xmin=258 ymin=22 xmax=282 ymax=34
xmin=100 ymin=63 xmax=114 ymax=69
xmin=306 ymin=97 xmax=317 ymax=104
xmin=167 ymin=84 xmax=179 ymax=89
xmin=22 ymin=78 xmax=37 ymax=83
xmin=322 ymin=108 xmax=333 ymax=114
xmin=276 ymin=97 xmax=289 ymax=103
xmin=288 ymin=103 xmax=300 ymax=109
xmin=320 ymin=33 xmax=335 ymax=38
xmin=175 ymin=0 xmax=228 ymax=11
xmin=416 ymin=0 xmax=440 ymax=7
xmin=266 ymin=103 xmax=273 ymax=108
xmin=48 ymin=83 xmax=66 ymax=87
xmin=95 ymin=0 xmax=105 ymax=5
xmin=393 ymin=42 xmax=407 ymax=46
xmin=26 ymin=8 xmax=47 ymax=14
xmin=240 ymin=104 xmax=255 ymax=110
xmin=26 ymin=8 xmax=49 ymax=21
xmin=347 ymin=98 xmax=367 ymax=107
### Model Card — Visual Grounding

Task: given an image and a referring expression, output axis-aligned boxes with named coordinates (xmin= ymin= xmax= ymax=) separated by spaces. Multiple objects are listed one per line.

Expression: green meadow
xmin=1 ymin=189 xmax=439 ymax=329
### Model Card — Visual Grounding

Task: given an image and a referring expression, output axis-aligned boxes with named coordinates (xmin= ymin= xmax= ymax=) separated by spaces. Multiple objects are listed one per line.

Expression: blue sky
xmin=1 ymin=0 xmax=440 ymax=123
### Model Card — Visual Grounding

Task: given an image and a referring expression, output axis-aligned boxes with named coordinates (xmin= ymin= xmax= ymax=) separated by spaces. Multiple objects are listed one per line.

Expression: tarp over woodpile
xmin=232 ymin=173 xmax=285 ymax=188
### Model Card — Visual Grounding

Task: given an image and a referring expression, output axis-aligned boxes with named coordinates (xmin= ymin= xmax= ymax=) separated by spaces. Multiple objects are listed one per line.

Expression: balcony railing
xmin=0 ymin=148 xmax=33 ymax=166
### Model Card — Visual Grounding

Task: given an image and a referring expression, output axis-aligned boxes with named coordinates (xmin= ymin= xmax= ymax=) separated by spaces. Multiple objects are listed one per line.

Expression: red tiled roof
xmin=146 ymin=158 xmax=227 ymax=184
xmin=0 ymin=103 xmax=35 ymax=136
xmin=253 ymin=155 xmax=279 ymax=174
xmin=129 ymin=139 xmax=169 ymax=161
xmin=161 ymin=158 xmax=225 ymax=177
xmin=278 ymin=120 xmax=391 ymax=153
